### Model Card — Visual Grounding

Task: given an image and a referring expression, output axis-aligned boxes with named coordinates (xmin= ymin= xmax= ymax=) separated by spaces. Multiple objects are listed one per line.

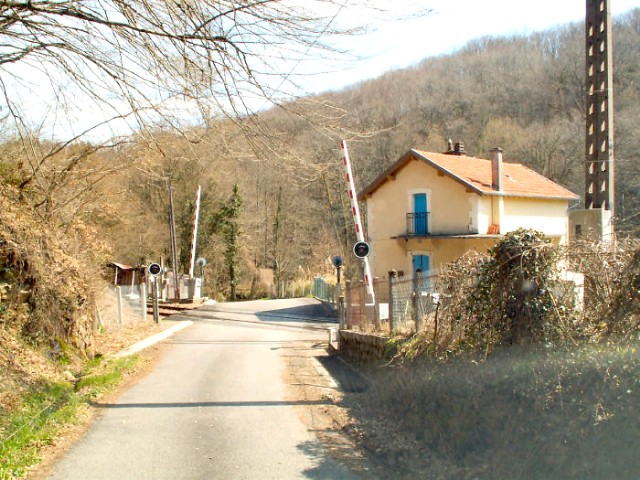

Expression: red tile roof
xmin=360 ymin=149 xmax=579 ymax=201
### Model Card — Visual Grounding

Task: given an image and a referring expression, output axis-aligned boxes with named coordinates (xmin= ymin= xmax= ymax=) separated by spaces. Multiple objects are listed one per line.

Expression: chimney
xmin=490 ymin=147 xmax=503 ymax=191
xmin=445 ymin=140 xmax=465 ymax=155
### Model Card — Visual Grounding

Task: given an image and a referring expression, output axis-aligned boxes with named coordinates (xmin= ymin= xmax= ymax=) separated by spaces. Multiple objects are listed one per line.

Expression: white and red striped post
xmin=341 ymin=140 xmax=375 ymax=304
xmin=188 ymin=185 xmax=202 ymax=278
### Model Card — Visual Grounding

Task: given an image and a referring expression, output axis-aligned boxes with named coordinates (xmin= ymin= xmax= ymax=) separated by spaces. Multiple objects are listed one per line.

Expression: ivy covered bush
xmin=400 ymin=229 xmax=640 ymax=359
xmin=469 ymin=228 xmax=560 ymax=346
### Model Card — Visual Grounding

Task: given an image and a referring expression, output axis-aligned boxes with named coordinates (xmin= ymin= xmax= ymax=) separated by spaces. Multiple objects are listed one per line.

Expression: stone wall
xmin=338 ymin=330 xmax=391 ymax=361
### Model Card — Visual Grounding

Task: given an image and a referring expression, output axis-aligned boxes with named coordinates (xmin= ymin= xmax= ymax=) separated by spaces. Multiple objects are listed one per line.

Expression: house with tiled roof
xmin=358 ymin=143 xmax=579 ymax=280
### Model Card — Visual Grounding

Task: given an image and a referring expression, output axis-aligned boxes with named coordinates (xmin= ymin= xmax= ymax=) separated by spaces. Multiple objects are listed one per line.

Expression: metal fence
xmin=271 ymin=278 xmax=312 ymax=299
xmin=343 ymin=272 xmax=440 ymax=334
xmin=312 ymin=277 xmax=339 ymax=309
xmin=96 ymin=284 xmax=147 ymax=330
xmin=341 ymin=277 xmax=384 ymax=332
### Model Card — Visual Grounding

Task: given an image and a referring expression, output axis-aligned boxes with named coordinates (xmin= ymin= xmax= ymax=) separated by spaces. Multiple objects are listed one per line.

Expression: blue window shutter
xmin=413 ymin=193 xmax=428 ymax=234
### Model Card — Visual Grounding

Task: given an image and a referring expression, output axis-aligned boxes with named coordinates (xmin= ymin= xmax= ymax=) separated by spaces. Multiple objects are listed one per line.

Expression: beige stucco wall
xmin=367 ymin=236 xmax=500 ymax=280
xmin=366 ymin=158 xmax=472 ymax=242
xmin=367 ymin=237 xmax=409 ymax=280
xmin=366 ymin=157 xmax=473 ymax=280
xmin=501 ymin=197 xmax=569 ymax=242
xmin=401 ymin=236 xmax=497 ymax=277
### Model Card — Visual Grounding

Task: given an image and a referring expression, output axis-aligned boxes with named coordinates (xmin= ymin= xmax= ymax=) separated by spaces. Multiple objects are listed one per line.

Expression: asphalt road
xmin=47 ymin=298 xmax=359 ymax=480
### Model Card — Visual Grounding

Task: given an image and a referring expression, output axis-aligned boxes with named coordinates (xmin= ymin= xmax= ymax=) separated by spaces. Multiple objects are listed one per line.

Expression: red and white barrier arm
xmin=341 ymin=140 xmax=375 ymax=304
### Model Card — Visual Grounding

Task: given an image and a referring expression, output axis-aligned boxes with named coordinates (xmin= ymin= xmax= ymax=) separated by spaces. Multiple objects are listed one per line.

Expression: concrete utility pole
xmin=569 ymin=0 xmax=616 ymax=242
xmin=585 ymin=0 xmax=614 ymax=214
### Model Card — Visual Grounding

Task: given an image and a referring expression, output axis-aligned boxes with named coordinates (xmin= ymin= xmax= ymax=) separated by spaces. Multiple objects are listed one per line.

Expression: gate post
xmin=140 ymin=282 xmax=147 ymax=322
xmin=345 ymin=280 xmax=352 ymax=330
xmin=388 ymin=270 xmax=396 ymax=333
xmin=359 ymin=280 xmax=365 ymax=330
xmin=152 ymin=278 xmax=160 ymax=324
xmin=373 ymin=277 xmax=381 ymax=331
xmin=414 ymin=273 xmax=423 ymax=332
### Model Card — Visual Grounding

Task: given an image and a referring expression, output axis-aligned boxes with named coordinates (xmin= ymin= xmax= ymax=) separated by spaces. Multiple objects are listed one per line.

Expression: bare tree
xmin=0 ymin=0 xmax=428 ymax=224
xmin=0 ymin=0 xmax=410 ymax=137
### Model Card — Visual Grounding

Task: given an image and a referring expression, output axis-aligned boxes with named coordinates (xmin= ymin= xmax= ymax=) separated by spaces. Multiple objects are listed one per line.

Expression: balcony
xmin=406 ymin=212 xmax=429 ymax=236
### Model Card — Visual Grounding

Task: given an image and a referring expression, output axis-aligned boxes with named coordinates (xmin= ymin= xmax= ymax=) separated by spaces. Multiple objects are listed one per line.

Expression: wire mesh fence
xmin=312 ymin=277 xmax=338 ymax=308
xmin=95 ymin=284 xmax=147 ymax=330
xmin=343 ymin=272 xmax=440 ymax=335
xmin=394 ymin=273 xmax=441 ymax=333
xmin=344 ymin=278 xmax=386 ymax=332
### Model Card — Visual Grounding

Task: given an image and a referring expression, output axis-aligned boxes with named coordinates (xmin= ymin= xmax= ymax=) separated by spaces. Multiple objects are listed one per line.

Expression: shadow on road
xmin=92 ymin=399 xmax=332 ymax=409
xmin=298 ymin=439 xmax=369 ymax=479
xmin=168 ymin=339 xmax=309 ymax=345
xmin=194 ymin=298 xmax=338 ymax=326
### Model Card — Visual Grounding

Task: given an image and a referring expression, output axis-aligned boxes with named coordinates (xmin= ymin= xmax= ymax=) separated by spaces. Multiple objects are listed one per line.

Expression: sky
xmin=300 ymin=0 xmax=640 ymax=95
xmin=4 ymin=0 xmax=639 ymax=141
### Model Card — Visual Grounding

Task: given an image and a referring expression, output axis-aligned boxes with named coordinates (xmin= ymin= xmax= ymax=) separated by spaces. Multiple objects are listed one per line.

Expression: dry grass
xmin=343 ymin=340 xmax=640 ymax=479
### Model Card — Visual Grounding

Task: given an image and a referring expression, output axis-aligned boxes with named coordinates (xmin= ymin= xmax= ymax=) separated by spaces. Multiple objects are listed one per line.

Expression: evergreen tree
xmin=219 ymin=184 xmax=243 ymax=300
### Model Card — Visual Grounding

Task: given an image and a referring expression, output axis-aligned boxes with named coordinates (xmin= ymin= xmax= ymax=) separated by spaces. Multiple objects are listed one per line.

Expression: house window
xmin=412 ymin=254 xmax=431 ymax=292
xmin=407 ymin=189 xmax=431 ymax=236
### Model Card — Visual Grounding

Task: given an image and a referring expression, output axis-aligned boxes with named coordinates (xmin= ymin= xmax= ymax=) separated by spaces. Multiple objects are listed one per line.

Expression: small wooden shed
xmin=108 ymin=262 xmax=146 ymax=286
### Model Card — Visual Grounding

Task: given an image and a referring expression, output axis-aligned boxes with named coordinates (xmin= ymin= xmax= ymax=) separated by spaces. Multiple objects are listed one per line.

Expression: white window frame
xmin=407 ymin=188 xmax=432 ymax=234
xmin=407 ymin=188 xmax=432 ymax=214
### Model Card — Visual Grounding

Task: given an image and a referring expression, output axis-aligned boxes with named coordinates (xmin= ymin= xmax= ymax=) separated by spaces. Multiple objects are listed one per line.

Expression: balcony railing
xmin=406 ymin=212 xmax=429 ymax=236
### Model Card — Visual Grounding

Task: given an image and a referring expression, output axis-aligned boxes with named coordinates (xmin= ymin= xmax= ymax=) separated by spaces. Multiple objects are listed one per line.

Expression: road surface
xmin=47 ymin=298 xmax=367 ymax=479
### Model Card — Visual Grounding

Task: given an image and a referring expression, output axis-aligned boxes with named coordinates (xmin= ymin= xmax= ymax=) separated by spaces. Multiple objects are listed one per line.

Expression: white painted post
xmin=116 ymin=286 xmax=123 ymax=326
xmin=188 ymin=185 xmax=202 ymax=278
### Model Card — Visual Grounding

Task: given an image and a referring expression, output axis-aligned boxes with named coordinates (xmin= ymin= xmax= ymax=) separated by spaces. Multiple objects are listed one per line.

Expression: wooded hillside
xmin=1 ymin=8 xmax=639 ymax=314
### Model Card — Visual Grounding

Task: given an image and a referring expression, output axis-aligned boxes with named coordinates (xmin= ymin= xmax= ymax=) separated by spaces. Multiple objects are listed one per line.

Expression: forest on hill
xmin=322 ymin=8 xmax=639 ymax=229
xmin=1 ymin=8 xmax=639 ymax=310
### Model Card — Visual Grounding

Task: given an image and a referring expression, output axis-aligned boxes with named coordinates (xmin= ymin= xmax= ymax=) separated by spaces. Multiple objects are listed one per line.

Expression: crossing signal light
xmin=353 ymin=241 xmax=370 ymax=259
xmin=148 ymin=263 xmax=162 ymax=276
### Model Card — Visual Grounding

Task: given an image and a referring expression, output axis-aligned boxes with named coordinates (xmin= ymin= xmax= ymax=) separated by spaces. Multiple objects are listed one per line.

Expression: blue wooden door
xmin=412 ymin=254 xmax=430 ymax=275
xmin=413 ymin=254 xmax=431 ymax=292
xmin=413 ymin=193 xmax=428 ymax=234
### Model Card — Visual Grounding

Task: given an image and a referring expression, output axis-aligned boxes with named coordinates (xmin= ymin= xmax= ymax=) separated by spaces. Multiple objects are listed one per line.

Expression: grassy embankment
xmin=0 ymin=354 xmax=140 ymax=479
